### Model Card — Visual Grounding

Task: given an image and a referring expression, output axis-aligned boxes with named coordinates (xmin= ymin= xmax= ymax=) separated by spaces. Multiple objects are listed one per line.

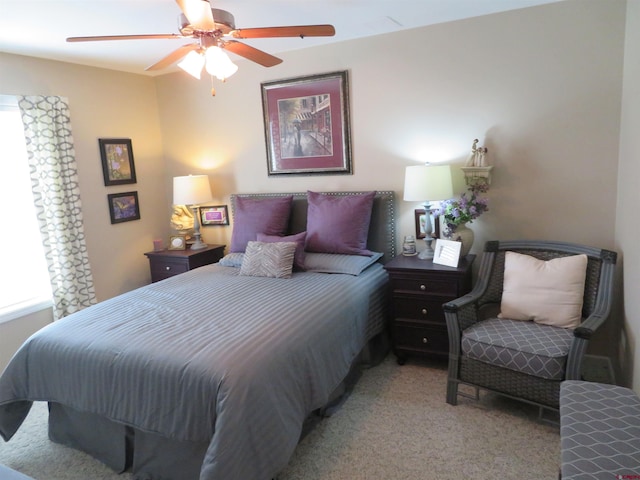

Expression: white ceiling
xmin=0 ymin=0 xmax=561 ymax=76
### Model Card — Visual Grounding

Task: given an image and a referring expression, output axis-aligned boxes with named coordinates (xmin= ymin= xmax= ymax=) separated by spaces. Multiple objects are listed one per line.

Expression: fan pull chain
xmin=210 ymin=75 xmax=216 ymax=96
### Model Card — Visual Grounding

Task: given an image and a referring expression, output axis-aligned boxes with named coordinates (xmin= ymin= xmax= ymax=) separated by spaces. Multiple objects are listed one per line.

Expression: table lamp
xmin=173 ymin=174 xmax=213 ymax=250
xmin=403 ymin=164 xmax=453 ymax=260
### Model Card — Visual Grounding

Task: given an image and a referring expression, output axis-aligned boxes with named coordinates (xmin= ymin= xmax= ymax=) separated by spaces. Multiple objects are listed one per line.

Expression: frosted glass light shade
xmin=173 ymin=175 xmax=213 ymax=206
xmin=178 ymin=50 xmax=205 ymax=79
xmin=403 ymin=164 xmax=454 ymax=202
xmin=205 ymin=46 xmax=238 ymax=81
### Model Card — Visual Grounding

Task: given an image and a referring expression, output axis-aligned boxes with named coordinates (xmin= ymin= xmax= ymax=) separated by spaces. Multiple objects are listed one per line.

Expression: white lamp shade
xmin=173 ymin=175 xmax=213 ymax=205
xmin=403 ymin=164 xmax=454 ymax=202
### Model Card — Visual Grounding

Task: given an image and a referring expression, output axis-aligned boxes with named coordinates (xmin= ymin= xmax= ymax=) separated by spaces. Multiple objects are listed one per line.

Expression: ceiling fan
xmin=67 ymin=0 xmax=335 ymax=88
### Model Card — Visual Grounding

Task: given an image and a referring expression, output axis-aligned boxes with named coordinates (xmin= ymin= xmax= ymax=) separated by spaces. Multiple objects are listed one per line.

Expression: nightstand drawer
xmin=150 ymin=260 xmax=188 ymax=280
xmin=144 ymin=245 xmax=225 ymax=283
xmin=391 ymin=277 xmax=458 ymax=296
xmin=393 ymin=296 xmax=447 ymax=323
xmin=391 ymin=324 xmax=449 ymax=355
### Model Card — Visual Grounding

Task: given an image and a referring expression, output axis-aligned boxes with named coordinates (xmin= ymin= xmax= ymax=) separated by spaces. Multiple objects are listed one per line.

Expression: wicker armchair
xmin=444 ymin=240 xmax=617 ymax=415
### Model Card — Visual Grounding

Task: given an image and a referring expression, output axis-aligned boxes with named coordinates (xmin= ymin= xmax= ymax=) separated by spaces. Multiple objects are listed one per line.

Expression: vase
xmin=450 ymin=223 xmax=474 ymax=258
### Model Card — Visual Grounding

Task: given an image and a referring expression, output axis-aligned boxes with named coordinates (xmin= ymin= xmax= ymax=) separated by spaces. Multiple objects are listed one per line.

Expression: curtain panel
xmin=18 ymin=96 xmax=97 ymax=320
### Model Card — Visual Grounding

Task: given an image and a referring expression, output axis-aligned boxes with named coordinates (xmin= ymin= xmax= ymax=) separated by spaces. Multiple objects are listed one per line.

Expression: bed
xmin=0 ymin=190 xmax=396 ymax=480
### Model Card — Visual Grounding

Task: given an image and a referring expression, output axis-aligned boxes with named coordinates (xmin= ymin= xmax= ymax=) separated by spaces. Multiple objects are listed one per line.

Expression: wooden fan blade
xmin=145 ymin=44 xmax=200 ymax=71
xmin=229 ymin=25 xmax=335 ymax=39
xmin=223 ymin=41 xmax=282 ymax=68
xmin=175 ymin=0 xmax=216 ymax=31
xmin=67 ymin=34 xmax=184 ymax=42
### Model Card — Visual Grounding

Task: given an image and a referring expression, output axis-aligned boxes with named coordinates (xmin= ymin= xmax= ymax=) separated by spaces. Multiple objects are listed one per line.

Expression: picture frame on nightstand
xmin=433 ymin=239 xmax=462 ymax=268
xmin=415 ymin=208 xmax=441 ymax=240
xmin=168 ymin=235 xmax=186 ymax=250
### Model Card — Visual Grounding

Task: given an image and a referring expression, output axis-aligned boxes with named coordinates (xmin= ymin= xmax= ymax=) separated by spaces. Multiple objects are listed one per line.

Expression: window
xmin=0 ymin=98 xmax=52 ymax=322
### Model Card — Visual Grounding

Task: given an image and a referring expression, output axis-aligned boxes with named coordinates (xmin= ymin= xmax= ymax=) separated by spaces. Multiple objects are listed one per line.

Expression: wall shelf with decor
xmin=460 ymin=166 xmax=493 ymax=187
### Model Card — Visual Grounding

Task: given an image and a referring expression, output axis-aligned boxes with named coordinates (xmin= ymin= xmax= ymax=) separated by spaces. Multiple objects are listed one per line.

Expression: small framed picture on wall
xmin=99 ymin=138 xmax=137 ymax=186
xmin=107 ymin=191 xmax=140 ymax=224
xmin=200 ymin=205 xmax=229 ymax=226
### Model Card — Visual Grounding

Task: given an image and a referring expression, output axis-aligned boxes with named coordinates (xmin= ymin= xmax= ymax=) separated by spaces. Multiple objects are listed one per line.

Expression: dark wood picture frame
xmin=99 ymin=138 xmax=137 ymax=186
xmin=261 ymin=71 xmax=352 ymax=176
xmin=415 ymin=208 xmax=440 ymax=240
xmin=107 ymin=191 xmax=140 ymax=224
xmin=200 ymin=205 xmax=229 ymax=226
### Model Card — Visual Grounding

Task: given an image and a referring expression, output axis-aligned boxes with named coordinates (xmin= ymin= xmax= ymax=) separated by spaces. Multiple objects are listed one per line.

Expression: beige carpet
xmin=0 ymin=355 xmax=560 ymax=480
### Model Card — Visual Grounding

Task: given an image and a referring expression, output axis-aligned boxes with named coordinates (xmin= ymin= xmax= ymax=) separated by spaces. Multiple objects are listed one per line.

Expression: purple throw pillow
xmin=230 ymin=195 xmax=293 ymax=252
xmin=305 ymin=191 xmax=376 ymax=256
xmin=257 ymin=231 xmax=307 ymax=270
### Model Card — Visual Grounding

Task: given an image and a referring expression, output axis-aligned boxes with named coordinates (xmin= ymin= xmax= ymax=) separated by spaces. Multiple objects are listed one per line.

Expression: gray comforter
xmin=0 ymin=263 xmax=388 ymax=479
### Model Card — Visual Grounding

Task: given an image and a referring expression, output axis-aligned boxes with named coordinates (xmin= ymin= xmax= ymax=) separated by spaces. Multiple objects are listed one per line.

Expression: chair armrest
xmin=443 ymin=284 xmax=487 ymax=333
xmin=574 ymin=311 xmax=608 ymax=340
xmin=567 ymin=307 xmax=612 ymax=379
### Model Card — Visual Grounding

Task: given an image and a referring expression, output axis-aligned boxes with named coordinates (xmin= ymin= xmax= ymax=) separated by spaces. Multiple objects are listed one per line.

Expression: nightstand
xmin=144 ymin=244 xmax=225 ymax=283
xmin=384 ymin=254 xmax=474 ymax=364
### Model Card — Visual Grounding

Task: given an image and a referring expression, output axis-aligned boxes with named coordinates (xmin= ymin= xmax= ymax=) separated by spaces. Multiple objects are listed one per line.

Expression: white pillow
xmin=239 ymin=241 xmax=296 ymax=279
xmin=498 ymin=251 xmax=588 ymax=328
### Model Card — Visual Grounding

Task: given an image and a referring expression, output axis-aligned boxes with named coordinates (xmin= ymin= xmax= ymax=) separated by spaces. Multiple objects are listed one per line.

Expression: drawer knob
xmin=422 ymin=337 xmax=428 ymax=344
xmin=420 ymin=284 xmax=426 ymax=291
xmin=165 ymin=266 xmax=171 ymax=271
xmin=421 ymin=308 xmax=428 ymax=315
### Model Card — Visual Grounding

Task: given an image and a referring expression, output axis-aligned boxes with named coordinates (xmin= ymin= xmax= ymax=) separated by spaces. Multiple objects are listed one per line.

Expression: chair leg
xmin=446 ymin=355 xmax=460 ymax=405
xmin=446 ymin=379 xmax=458 ymax=405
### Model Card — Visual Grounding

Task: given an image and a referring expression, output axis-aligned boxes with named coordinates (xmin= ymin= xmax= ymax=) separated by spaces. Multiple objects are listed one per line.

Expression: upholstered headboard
xmin=230 ymin=191 xmax=396 ymax=263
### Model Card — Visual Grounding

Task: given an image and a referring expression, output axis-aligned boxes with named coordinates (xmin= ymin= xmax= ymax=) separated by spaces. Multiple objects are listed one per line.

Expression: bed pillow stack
xmin=225 ymin=191 xmax=380 ymax=276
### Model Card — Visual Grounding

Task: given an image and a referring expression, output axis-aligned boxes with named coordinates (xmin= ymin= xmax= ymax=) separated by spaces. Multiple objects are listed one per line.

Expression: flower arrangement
xmin=436 ymin=184 xmax=489 ymax=235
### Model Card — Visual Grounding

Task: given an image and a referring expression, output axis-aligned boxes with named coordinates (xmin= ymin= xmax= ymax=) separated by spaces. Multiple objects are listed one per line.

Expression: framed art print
xmin=107 ymin=191 xmax=140 ymax=224
xmin=99 ymin=138 xmax=137 ymax=186
xmin=261 ymin=70 xmax=352 ymax=176
xmin=200 ymin=205 xmax=229 ymax=226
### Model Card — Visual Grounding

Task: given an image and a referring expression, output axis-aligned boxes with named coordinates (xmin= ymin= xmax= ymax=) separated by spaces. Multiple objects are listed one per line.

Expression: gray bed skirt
xmin=47 ymin=333 xmax=389 ymax=480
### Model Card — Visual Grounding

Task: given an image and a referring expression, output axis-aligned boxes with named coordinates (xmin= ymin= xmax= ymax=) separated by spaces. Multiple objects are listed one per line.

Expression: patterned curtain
xmin=18 ymin=96 xmax=97 ymax=320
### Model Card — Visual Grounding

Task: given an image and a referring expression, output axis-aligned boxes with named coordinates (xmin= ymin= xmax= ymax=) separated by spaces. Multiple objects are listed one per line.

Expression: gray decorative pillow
xmin=239 ymin=241 xmax=297 ymax=279
xmin=304 ymin=252 xmax=383 ymax=275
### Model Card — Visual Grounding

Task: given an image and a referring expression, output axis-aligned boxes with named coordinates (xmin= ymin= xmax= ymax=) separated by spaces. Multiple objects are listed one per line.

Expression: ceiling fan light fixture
xmin=205 ymin=46 xmax=238 ymax=81
xmin=178 ymin=50 xmax=205 ymax=79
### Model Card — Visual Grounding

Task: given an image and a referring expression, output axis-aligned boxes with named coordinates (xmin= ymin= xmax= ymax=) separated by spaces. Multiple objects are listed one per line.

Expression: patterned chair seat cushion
xmin=560 ymin=380 xmax=640 ymax=479
xmin=461 ymin=318 xmax=574 ymax=380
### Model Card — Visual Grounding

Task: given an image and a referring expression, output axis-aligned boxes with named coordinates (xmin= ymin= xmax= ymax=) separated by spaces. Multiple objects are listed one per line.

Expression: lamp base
xmin=190 ymin=239 xmax=208 ymax=250
xmin=417 ymin=247 xmax=434 ymax=260
xmin=190 ymin=232 xmax=207 ymax=250
xmin=417 ymin=236 xmax=435 ymax=260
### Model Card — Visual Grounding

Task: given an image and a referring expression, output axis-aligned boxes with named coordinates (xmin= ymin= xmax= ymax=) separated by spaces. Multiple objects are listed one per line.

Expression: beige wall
xmin=0 ymin=53 xmax=171 ymax=367
xmin=2 ymin=0 xmax=638 ymax=388
xmin=155 ymin=0 xmax=626 ymax=362
xmin=156 ymin=0 xmax=624 ymax=254
xmin=616 ymin=0 xmax=640 ymax=388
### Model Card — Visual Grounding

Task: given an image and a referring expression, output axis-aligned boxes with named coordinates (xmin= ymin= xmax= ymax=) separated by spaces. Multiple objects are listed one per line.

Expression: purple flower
xmin=439 ymin=186 xmax=489 ymax=234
